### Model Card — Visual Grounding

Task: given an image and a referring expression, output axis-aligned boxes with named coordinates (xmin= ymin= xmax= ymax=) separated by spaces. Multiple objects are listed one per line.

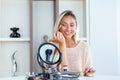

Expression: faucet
xmin=11 ymin=50 xmax=18 ymax=76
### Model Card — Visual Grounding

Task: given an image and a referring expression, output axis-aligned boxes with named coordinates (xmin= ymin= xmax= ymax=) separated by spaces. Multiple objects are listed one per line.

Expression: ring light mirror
xmin=38 ymin=43 xmax=62 ymax=65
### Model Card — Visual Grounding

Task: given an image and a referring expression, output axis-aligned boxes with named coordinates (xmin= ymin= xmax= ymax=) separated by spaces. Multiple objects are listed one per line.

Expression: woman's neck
xmin=65 ymin=38 xmax=77 ymax=48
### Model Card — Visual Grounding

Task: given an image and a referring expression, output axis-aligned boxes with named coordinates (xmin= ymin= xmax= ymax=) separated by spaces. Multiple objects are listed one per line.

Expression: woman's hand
xmin=53 ymin=31 xmax=66 ymax=45
xmin=84 ymin=67 xmax=96 ymax=76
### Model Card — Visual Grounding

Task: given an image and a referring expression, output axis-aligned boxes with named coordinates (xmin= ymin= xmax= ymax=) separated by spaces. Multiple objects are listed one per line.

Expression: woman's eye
xmin=61 ymin=24 xmax=67 ymax=27
xmin=70 ymin=24 xmax=74 ymax=27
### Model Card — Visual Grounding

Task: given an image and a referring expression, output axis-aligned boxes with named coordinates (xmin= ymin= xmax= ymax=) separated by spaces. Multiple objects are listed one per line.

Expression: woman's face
xmin=59 ymin=15 xmax=77 ymax=39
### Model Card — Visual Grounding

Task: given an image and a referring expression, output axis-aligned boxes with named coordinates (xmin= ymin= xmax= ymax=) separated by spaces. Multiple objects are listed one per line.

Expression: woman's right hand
xmin=52 ymin=31 xmax=66 ymax=45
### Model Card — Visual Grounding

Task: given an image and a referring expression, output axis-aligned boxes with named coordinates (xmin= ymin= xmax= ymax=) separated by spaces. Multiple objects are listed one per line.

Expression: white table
xmin=0 ymin=75 xmax=120 ymax=80
xmin=78 ymin=75 xmax=120 ymax=80
xmin=0 ymin=76 xmax=26 ymax=80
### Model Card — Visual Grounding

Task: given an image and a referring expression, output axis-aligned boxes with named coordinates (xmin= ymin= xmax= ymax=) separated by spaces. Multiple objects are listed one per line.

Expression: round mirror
xmin=38 ymin=42 xmax=62 ymax=65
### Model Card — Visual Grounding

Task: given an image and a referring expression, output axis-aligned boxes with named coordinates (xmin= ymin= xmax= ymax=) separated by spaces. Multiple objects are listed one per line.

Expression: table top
xmin=78 ymin=75 xmax=120 ymax=80
xmin=0 ymin=75 xmax=120 ymax=80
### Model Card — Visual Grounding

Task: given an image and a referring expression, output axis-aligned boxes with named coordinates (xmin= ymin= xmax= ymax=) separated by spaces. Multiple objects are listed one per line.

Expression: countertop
xmin=0 ymin=75 xmax=120 ymax=80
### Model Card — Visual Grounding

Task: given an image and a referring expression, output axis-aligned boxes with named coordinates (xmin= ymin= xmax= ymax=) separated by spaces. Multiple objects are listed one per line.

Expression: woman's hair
xmin=54 ymin=10 xmax=78 ymax=42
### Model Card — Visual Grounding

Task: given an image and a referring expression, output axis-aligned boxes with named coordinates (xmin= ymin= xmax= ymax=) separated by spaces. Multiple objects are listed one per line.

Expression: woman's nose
xmin=66 ymin=26 xmax=71 ymax=31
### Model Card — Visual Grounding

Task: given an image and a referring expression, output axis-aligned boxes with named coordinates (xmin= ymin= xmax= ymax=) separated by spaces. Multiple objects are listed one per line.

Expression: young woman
xmin=50 ymin=10 xmax=95 ymax=76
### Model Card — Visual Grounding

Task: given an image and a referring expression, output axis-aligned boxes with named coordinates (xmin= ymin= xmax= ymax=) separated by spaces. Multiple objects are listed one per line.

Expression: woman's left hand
xmin=84 ymin=67 xmax=96 ymax=76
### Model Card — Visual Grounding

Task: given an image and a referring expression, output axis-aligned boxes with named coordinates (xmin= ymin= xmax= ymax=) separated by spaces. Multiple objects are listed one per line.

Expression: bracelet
xmin=63 ymin=65 xmax=68 ymax=67
xmin=63 ymin=65 xmax=68 ymax=71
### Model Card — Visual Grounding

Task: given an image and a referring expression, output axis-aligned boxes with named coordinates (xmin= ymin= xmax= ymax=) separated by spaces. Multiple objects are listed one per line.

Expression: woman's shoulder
xmin=78 ymin=40 xmax=88 ymax=45
xmin=78 ymin=40 xmax=89 ymax=48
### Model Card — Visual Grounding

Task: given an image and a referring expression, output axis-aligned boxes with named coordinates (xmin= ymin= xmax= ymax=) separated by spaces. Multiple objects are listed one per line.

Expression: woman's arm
xmin=51 ymin=31 xmax=68 ymax=71
xmin=83 ymin=42 xmax=96 ymax=76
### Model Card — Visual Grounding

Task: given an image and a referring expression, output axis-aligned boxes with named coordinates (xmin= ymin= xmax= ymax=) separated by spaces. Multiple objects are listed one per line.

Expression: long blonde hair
xmin=54 ymin=10 xmax=78 ymax=42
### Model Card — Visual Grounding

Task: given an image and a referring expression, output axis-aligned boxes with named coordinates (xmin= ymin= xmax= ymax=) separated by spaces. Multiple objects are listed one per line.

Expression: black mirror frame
xmin=37 ymin=42 xmax=62 ymax=65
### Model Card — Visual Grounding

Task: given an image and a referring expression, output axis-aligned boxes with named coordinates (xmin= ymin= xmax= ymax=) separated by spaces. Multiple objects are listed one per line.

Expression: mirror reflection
xmin=38 ymin=43 xmax=61 ymax=65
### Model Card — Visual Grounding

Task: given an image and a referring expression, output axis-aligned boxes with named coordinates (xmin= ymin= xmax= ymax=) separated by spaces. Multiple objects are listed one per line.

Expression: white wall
xmin=0 ymin=0 xmax=30 ymax=38
xmin=90 ymin=0 xmax=119 ymax=75
xmin=117 ymin=0 xmax=120 ymax=75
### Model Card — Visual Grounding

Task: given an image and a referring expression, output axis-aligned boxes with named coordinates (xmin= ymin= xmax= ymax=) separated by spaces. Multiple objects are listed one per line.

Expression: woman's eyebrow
xmin=60 ymin=21 xmax=67 ymax=24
